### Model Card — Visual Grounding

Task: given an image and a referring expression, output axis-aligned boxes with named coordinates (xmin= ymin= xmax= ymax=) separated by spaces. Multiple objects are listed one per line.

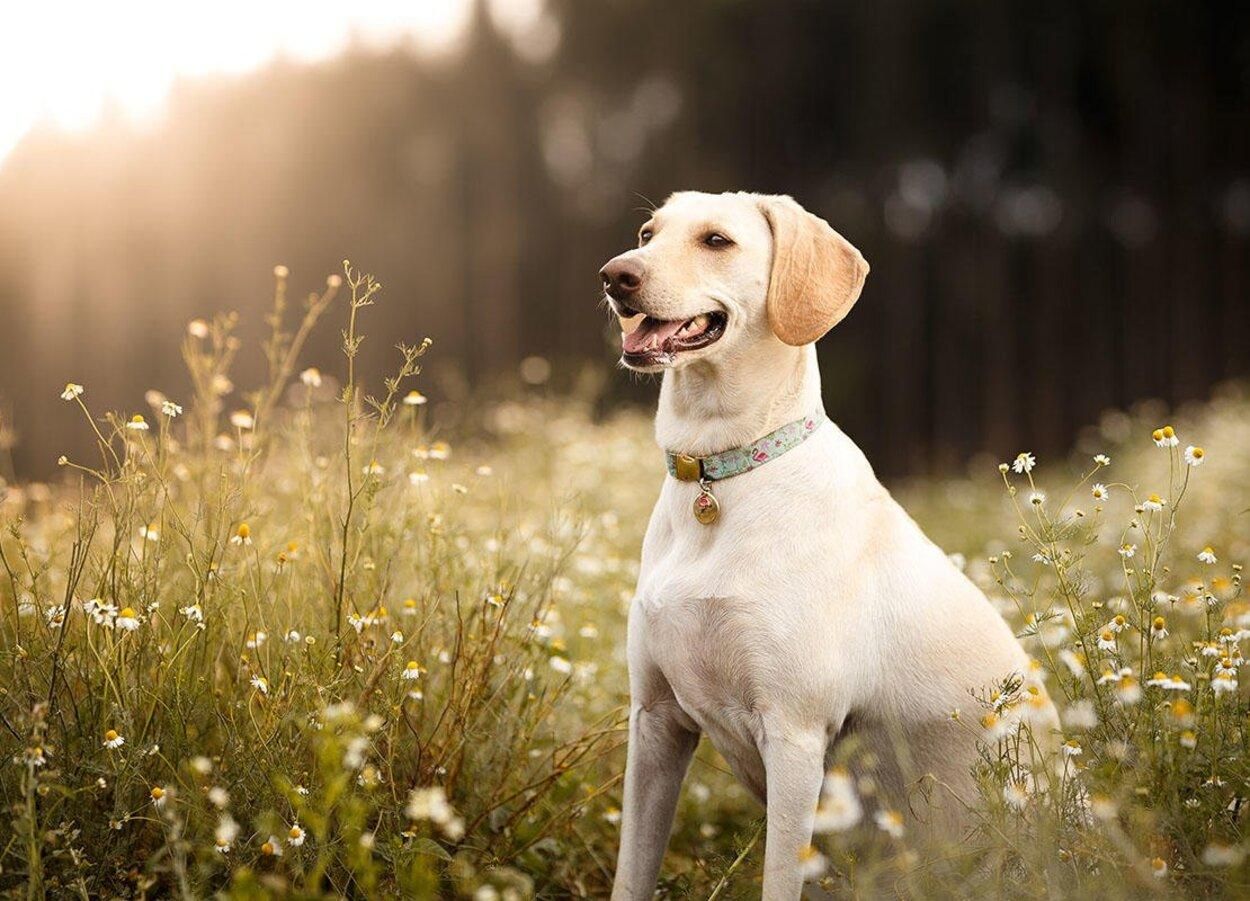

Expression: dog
xmin=599 ymin=191 xmax=1058 ymax=899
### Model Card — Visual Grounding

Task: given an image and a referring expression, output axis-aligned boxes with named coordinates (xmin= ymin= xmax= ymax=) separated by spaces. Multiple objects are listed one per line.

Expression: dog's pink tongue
xmin=623 ymin=317 xmax=686 ymax=354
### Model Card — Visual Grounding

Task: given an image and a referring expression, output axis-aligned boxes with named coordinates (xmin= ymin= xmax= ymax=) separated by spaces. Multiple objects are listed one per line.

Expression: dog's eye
xmin=639 ymin=229 xmax=653 ymax=246
xmin=703 ymin=233 xmax=732 ymax=248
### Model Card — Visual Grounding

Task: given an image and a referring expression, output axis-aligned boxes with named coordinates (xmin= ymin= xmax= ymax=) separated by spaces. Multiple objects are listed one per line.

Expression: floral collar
xmin=665 ymin=410 xmax=827 ymax=524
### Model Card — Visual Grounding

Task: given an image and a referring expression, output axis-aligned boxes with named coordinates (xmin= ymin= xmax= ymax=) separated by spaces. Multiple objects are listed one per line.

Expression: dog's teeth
xmin=618 ymin=312 xmax=645 ymax=336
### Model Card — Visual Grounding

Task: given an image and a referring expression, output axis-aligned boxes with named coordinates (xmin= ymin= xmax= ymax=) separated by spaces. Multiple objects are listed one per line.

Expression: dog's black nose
xmin=600 ymin=256 xmax=645 ymax=299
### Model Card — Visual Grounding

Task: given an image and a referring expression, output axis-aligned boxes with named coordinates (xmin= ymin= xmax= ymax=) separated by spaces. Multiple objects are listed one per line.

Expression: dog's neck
xmin=654 ymin=342 xmax=822 ymax=457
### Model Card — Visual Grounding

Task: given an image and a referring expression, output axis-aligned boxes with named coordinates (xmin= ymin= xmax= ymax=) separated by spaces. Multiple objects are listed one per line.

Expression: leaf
xmin=409 ymin=837 xmax=453 ymax=861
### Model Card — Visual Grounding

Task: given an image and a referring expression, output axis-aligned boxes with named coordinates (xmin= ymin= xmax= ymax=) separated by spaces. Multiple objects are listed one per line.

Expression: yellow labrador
xmin=599 ymin=191 xmax=1057 ymax=899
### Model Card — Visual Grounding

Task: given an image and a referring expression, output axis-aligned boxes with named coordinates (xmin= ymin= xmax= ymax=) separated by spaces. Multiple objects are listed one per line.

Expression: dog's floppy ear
xmin=757 ymin=195 xmax=869 ymax=346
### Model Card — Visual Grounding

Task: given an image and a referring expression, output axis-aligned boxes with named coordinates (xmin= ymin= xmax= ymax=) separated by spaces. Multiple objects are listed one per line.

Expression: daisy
xmin=1107 ymin=614 xmax=1128 ymax=634
xmin=161 ymin=400 xmax=182 ymax=418
xmin=1184 ymin=445 xmax=1205 ymax=467
xmin=287 ymin=824 xmax=306 ymax=847
xmin=1114 ymin=673 xmax=1142 ymax=705
xmin=874 ymin=808 xmax=905 ymax=838
xmin=390 ymin=630 xmax=404 ymax=644
xmin=261 ymin=836 xmax=283 ymax=857
xmin=1198 ymin=546 xmax=1217 ymax=564
xmin=1003 ymin=780 xmax=1030 ymax=810
xmin=1096 ymin=629 xmax=1117 ymax=652
xmin=1212 ymin=671 xmax=1238 ymax=696
xmin=126 ymin=415 xmax=149 ymax=431
xmin=180 ymin=603 xmax=203 ymax=622
xmin=1091 ymin=483 xmax=1109 ymax=501
xmin=406 ymin=787 xmax=454 ymax=824
xmin=60 ymin=383 xmax=84 ymax=401
xmin=115 ymin=608 xmax=140 ymax=631
xmin=150 ymin=786 xmax=167 ymax=808
xmin=246 ymin=631 xmax=267 ymax=649
xmin=229 ymin=410 xmax=255 ymax=430
xmin=1180 ymin=730 xmax=1197 ymax=749
xmin=1011 ymin=452 xmax=1036 ymax=474
xmin=1151 ymin=616 xmax=1168 ymax=639
xmin=408 ymin=471 xmax=430 ymax=485
xmin=1028 ymin=491 xmax=1045 ymax=506
xmin=1062 ymin=740 xmax=1083 ymax=758
xmin=300 ymin=367 xmax=322 ymax=387
xmin=401 ymin=661 xmax=424 ymax=680
xmin=285 ymin=629 xmax=302 ymax=643
xmin=402 ymin=390 xmax=427 ymax=406
xmin=1143 ymin=493 xmax=1166 ymax=512
xmin=362 ymin=460 xmax=385 ymax=476
xmin=1119 ymin=544 xmax=1137 ymax=559
xmin=401 ymin=598 xmax=418 ymax=616
xmin=1094 ymin=453 xmax=1111 ymax=465
xmin=812 ymin=768 xmax=862 ymax=832
xmin=549 ymin=656 xmax=573 ymax=675
xmin=797 ymin=844 xmax=827 ymax=879
xmin=103 ymin=729 xmax=125 ymax=749
xmin=1151 ymin=857 xmax=1168 ymax=879
xmin=429 ymin=441 xmax=451 ymax=460
xmin=250 ymin=675 xmax=270 ymax=695
xmin=188 ymin=319 xmax=209 ymax=338
xmin=230 ymin=523 xmax=252 ymax=546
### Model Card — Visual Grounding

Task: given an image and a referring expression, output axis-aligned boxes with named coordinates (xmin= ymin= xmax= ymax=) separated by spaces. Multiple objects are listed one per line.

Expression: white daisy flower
xmin=115 ymin=608 xmax=141 ymax=631
xmin=261 ymin=836 xmax=283 ymax=857
xmin=230 ymin=523 xmax=252 ymax=546
xmin=126 ymin=415 xmax=150 ymax=431
xmin=1198 ymin=546 xmax=1218 ymax=564
xmin=1152 ymin=425 xmax=1179 ymax=447
xmin=229 ymin=410 xmax=255 ymax=430
xmin=1119 ymin=544 xmax=1137 ymax=559
xmin=1094 ymin=453 xmax=1111 ymax=465
xmin=180 ymin=603 xmax=203 ymax=622
xmin=812 ymin=768 xmax=862 ymax=832
xmin=60 ymin=383 xmax=84 ymax=401
xmin=549 ymin=656 xmax=573 ymax=675
xmin=1011 ymin=452 xmax=1036 ymax=474
xmin=161 ymin=400 xmax=182 ymax=418
xmin=1142 ymin=493 xmax=1166 ymax=512
xmin=402 ymin=390 xmax=427 ymax=406
xmin=1183 ymin=445 xmax=1205 ymax=467
xmin=250 ymin=676 xmax=269 ymax=695
xmin=874 ymin=808 xmax=905 ymax=838
xmin=401 ymin=661 xmax=424 ymax=681
xmin=287 ymin=824 xmax=306 ymax=847
xmin=1091 ymin=483 xmax=1109 ymax=501
xmin=300 ymin=367 xmax=322 ymax=387
xmin=103 ymin=729 xmax=125 ymax=749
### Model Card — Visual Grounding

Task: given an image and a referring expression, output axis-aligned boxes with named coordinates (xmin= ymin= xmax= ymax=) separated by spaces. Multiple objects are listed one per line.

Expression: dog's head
xmin=600 ymin=191 xmax=869 ymax=372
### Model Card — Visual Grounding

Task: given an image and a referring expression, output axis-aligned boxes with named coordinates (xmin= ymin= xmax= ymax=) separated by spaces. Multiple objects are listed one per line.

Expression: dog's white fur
xmin=603 ymin=191 xmax=1058 ymax=899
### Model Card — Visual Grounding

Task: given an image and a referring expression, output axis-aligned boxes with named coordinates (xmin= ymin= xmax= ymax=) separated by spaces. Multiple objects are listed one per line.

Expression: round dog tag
xmin=693 ymin=486 xmax=719 ymax=524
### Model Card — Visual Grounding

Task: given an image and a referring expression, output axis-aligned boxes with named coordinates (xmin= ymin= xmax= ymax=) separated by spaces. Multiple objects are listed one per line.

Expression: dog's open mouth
xmin=616 ymin=306 xmax=727 ymax=367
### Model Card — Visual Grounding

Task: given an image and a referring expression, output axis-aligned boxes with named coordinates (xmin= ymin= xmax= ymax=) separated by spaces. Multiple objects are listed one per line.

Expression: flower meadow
xmin=1 ymin=265 xmax=1248 ymax=898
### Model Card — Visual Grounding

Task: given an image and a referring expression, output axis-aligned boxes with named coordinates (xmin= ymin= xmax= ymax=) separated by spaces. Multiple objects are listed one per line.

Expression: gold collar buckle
xmin=672 ymin=453 xmax=703 ymax=482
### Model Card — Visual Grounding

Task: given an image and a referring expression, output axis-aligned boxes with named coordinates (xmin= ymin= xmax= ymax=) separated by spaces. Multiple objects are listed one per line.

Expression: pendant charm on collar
xmin=693 ymin=479 xmax=720 ymax=525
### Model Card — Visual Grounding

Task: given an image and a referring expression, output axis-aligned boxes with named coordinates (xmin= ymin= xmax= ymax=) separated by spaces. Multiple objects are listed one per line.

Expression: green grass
xmin=1 ymin=263 xmax=1248 ymax=898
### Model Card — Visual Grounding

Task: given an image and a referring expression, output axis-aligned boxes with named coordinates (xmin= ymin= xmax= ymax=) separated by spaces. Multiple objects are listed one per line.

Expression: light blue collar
xmin=665 ymin=410 xmax=828 ymax=483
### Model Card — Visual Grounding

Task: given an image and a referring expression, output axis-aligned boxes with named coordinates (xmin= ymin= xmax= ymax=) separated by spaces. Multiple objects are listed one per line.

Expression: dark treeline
xmin=1 ymin=0 xmax=1248 ymax=480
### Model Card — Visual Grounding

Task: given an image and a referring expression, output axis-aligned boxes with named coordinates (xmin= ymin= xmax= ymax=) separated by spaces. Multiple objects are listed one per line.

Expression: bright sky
xmin=0 ymin=1 xmax=497 ymax=164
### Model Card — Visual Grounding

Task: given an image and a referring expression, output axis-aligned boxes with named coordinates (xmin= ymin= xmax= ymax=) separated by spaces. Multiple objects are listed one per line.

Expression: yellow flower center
xmin=261 ymin=842 xmax=275 ymax=855
xmin=105 ymin=730 xmax=118 ymax=741
xmin=150 ymin=786 xmax=165 ymax=800
xmin=1152 ymin=429 xmax=1164 ymax=442
xmin=236 ymin=523 xmax=250 ymax=539
xmin=289 ymin=826 xmax=302 ymax=839
xmin=1162 ymin=425 xmax=1175 ymax=438
xmin=131 ymin=414 xmax=145 ymax=424
xmin=1153 ymin=617 xmax=1166 ymax=630
xmin=1192 ymin=447 xmax=1204 ymax=458
xmin=119 ymin=608 xmax=136 ymax=619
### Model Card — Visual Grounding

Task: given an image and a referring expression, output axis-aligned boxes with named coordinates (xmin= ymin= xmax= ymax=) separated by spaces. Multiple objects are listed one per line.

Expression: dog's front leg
xmin=611 ymin=700 xmax=699 ymax=900
xmin=761 ymin=727 xmax=827 ymax=900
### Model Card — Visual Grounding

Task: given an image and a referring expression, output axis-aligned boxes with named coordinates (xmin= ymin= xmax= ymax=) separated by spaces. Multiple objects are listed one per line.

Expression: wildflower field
xmin=2 ymin=265 xmax=1249 ymax=899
